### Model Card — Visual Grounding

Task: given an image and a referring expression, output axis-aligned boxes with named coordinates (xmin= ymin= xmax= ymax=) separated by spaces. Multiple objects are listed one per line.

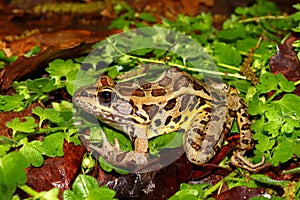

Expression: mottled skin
xmin=74 ymin=67 xmax=264 ymax=171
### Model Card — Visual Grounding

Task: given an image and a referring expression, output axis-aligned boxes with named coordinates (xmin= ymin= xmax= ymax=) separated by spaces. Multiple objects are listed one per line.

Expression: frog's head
xmin=73 ymin=75 xmax=149 ymax=131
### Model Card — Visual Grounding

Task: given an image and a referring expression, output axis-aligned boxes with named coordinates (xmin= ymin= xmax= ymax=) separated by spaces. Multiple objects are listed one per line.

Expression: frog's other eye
xmin=98 ymin=88 xmax=116 ymax=104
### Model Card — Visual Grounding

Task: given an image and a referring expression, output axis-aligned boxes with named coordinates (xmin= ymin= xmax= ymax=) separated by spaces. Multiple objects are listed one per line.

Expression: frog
xmin=73 ymin=67 xmax=264 ymax=172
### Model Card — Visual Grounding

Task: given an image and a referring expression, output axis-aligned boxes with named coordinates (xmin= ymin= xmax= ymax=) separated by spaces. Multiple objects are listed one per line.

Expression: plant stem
xmin=294 ymin=80 xmax=300 ymax=86
xmin=18 ymin=185 xmax=39 ymax=197
xmin=266 ymin=89 xmax=281 ymax=103
xmin=108 ymin=40 xmax=247 ymax=80
xmin=238 ymin=15 xmax=288 ymax=23
xmin=203 ymin=171 xmax=238 ymax=198
xmin=217 ymin=63 xmax=241 ymax=71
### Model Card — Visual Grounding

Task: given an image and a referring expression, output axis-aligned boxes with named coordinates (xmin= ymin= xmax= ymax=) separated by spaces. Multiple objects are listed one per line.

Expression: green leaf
xmin=293 ymin=143 xmax=300 ymax=158
xmin=32 ymin=107 xmax=63 ymax=127
xmin=52 ymin=100 xmax=74 ymax=121
xmin=66 ymin=70 xmax=79 ymax=95
xmin=277 ymin=74 xmax=295 ymax=92
xmin=281 ymin=118 xmax=300 ymax=133
xmin=169 ymin=183 xmax=210 ymax=200
xmin=19 ymin=140 xmax=44 ymax=167
xmin=131 ymin=35 xmax=153 ymax=51
xmin=66 ymin=129 xmax=81 ymax=145
xmin=256 ymin=72 xmax=277 ymax=93
xmin=294 ymin=3 xmax=300 ymax=11
xmin=46 ymin=59 xmax=80 ymax=87
xmin=42 ymin=132 xmax=65 ymax=157
xmin=236 ymin=38 xmax=258 ymax=52
xmin=254 ymin=133 xmax=275 ymax=152
xmin=6 ymin=117 xmax=37 ymax=136
xmin=169 ymin=189 xmax=199 ymax=200
xmin=0 ymin=94 xmax=25 ymax=112
xmin=249 ymin=196 xmax=269 ymax=200
xmin=102 ymin=126 xmax=132 ymax=152
xmin=98 ymin=156 xmax=128 ymax=174
xmin=35 ymin=188 xmax=60 ymax=200
xmin=251 ymin=119 xmax=265 ymax=135
xmin=272 ymin=140 xmax=295 ymax=166
xmin=271 ymin=94 xmax=300 ymax=115
xmin=52 ymin=100 xmax=73 ymax=112
xmin=214 ymin=42 xmax=242 ymax=66
xmin=256 ymin=0 xmax=279 ymax=15
xmin=235 ymin=0 xmax=279 ymax=16
xmin=0 ymin=50 xmax=17 ymax=63
xmin=0 ymin=144 xmax=11 ymax=157
xmin=247 ymin=94 xmax=266 ymax=116
xmin=149 ymin=132 xmax=182 ymax=154
xmin=217 ymin=24 xmax=246 ymax=41
xmin=98 ymin=156 xmax=113 ymax=173
xmin=24 ymin=45 xmax=40 ymax=57
xmin=138 ymin=13 xmax=157 ymax=22
xmin=63 ymin=174 xmax=116 ymax=200
xmin=0 ymin=152 xmax=30 ymax=200
xmin=108 ymin=18 xmax=131 ymax=30
xmin=262 ymin=121 xmax=280 ymax=137
xmin=251 ymin=174 xmax=287 ymax=187
xmin=27 ymin=78 xmax=57 ymax=93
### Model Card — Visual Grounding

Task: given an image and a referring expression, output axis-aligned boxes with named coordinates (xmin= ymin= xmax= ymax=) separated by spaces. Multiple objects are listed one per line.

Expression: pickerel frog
xmin=74 ymin=67 xmax=264 ymax=172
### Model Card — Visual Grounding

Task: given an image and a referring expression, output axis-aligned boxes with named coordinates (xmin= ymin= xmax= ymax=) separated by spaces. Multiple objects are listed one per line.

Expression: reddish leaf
xmin=0 ymin=42 xmax=93 ymax=90
xmin=25 ymin=141 xmax=86 ymax=198
xmin=270 ymin=32 xmax=300 ymax=96
xmin=215 ymin=186 xmax=267 ymax=200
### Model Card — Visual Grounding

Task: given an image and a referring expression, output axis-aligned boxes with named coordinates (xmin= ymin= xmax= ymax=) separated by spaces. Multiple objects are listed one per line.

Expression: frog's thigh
xmin=184 ymin=108 xmax=225 ymax=165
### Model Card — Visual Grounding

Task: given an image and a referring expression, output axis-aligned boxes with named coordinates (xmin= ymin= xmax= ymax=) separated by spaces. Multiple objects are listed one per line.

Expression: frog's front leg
xmin=134 ymin=137 xmax=149 ymax=153
xmin=227 ymin=88 xmax=265 ymax=171
xmin=90 ymin=127 xmax=150 ymax=170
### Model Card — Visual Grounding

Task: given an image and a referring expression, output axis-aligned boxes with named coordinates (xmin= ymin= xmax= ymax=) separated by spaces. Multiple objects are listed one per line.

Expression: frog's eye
xmin=98 ymin=88 xmax=116 ymax=104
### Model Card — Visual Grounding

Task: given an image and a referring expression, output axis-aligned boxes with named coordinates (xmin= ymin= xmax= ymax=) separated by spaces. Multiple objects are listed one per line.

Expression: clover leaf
xmin=19 ymin=140 xmax=44 ymax=167
xmin=27 ymin=78 xmax=57 ymax=94
xmin=46 ymin=59 xmax=80 ymax=88
xmin=6 ymin=117 xmax=37 ymax=137
xmin=247 ymin=72 xmax=300 ymax=166
xmin=42 ymin=132 xmax=65 ymax=157
xmin=63 ymin=174 xmax=116 ymax=200
xmin=214 ymin=42 xmax=242 ymax=66
xmin=0 ymin=152 xmax=30 ymax=200
xmin=32 ymin=107 xmax=64 ymax=128
xmin=0 ymin=94 xmax=25 ymax=112
xmin=272 ymin=139 xmax=294 ymax=166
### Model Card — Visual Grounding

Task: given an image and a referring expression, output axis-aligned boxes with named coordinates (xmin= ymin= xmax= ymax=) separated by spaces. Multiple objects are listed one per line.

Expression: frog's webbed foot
xmin=90 ymin=128 xmax=150 ymax=171
xmin=230 ymin=151 xmax=265 ymax=172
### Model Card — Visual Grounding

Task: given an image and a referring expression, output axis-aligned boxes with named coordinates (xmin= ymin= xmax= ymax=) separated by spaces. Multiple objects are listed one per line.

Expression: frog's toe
xmin=230 ymin=151 xmax=265 ymax=172
xmin=113 ymin=138 xmax=121 ymax=151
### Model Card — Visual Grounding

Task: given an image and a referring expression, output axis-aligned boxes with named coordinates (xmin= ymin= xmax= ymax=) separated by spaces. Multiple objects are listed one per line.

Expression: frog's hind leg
xmin=184 ymin=100 xmax=227 ymax=165
xmin=227 ymin=87 xmax=265 ymax=171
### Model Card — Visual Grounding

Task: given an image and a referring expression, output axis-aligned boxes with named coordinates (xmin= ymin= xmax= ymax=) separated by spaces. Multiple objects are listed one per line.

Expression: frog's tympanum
xmin=74 ymin=67 xmax=264 ymax=172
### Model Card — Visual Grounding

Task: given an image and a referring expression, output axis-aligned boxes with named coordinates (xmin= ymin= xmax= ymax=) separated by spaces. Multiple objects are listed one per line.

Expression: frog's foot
xmin=90 ymin=128 xmax=150 ymax=170
xmin=230 ymin=151 xmax=265 ymax=172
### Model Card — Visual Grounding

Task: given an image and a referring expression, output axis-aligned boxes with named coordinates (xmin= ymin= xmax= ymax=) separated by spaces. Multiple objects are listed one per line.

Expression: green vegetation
xmin=1 ymin=0 xmax=300 ymax=199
